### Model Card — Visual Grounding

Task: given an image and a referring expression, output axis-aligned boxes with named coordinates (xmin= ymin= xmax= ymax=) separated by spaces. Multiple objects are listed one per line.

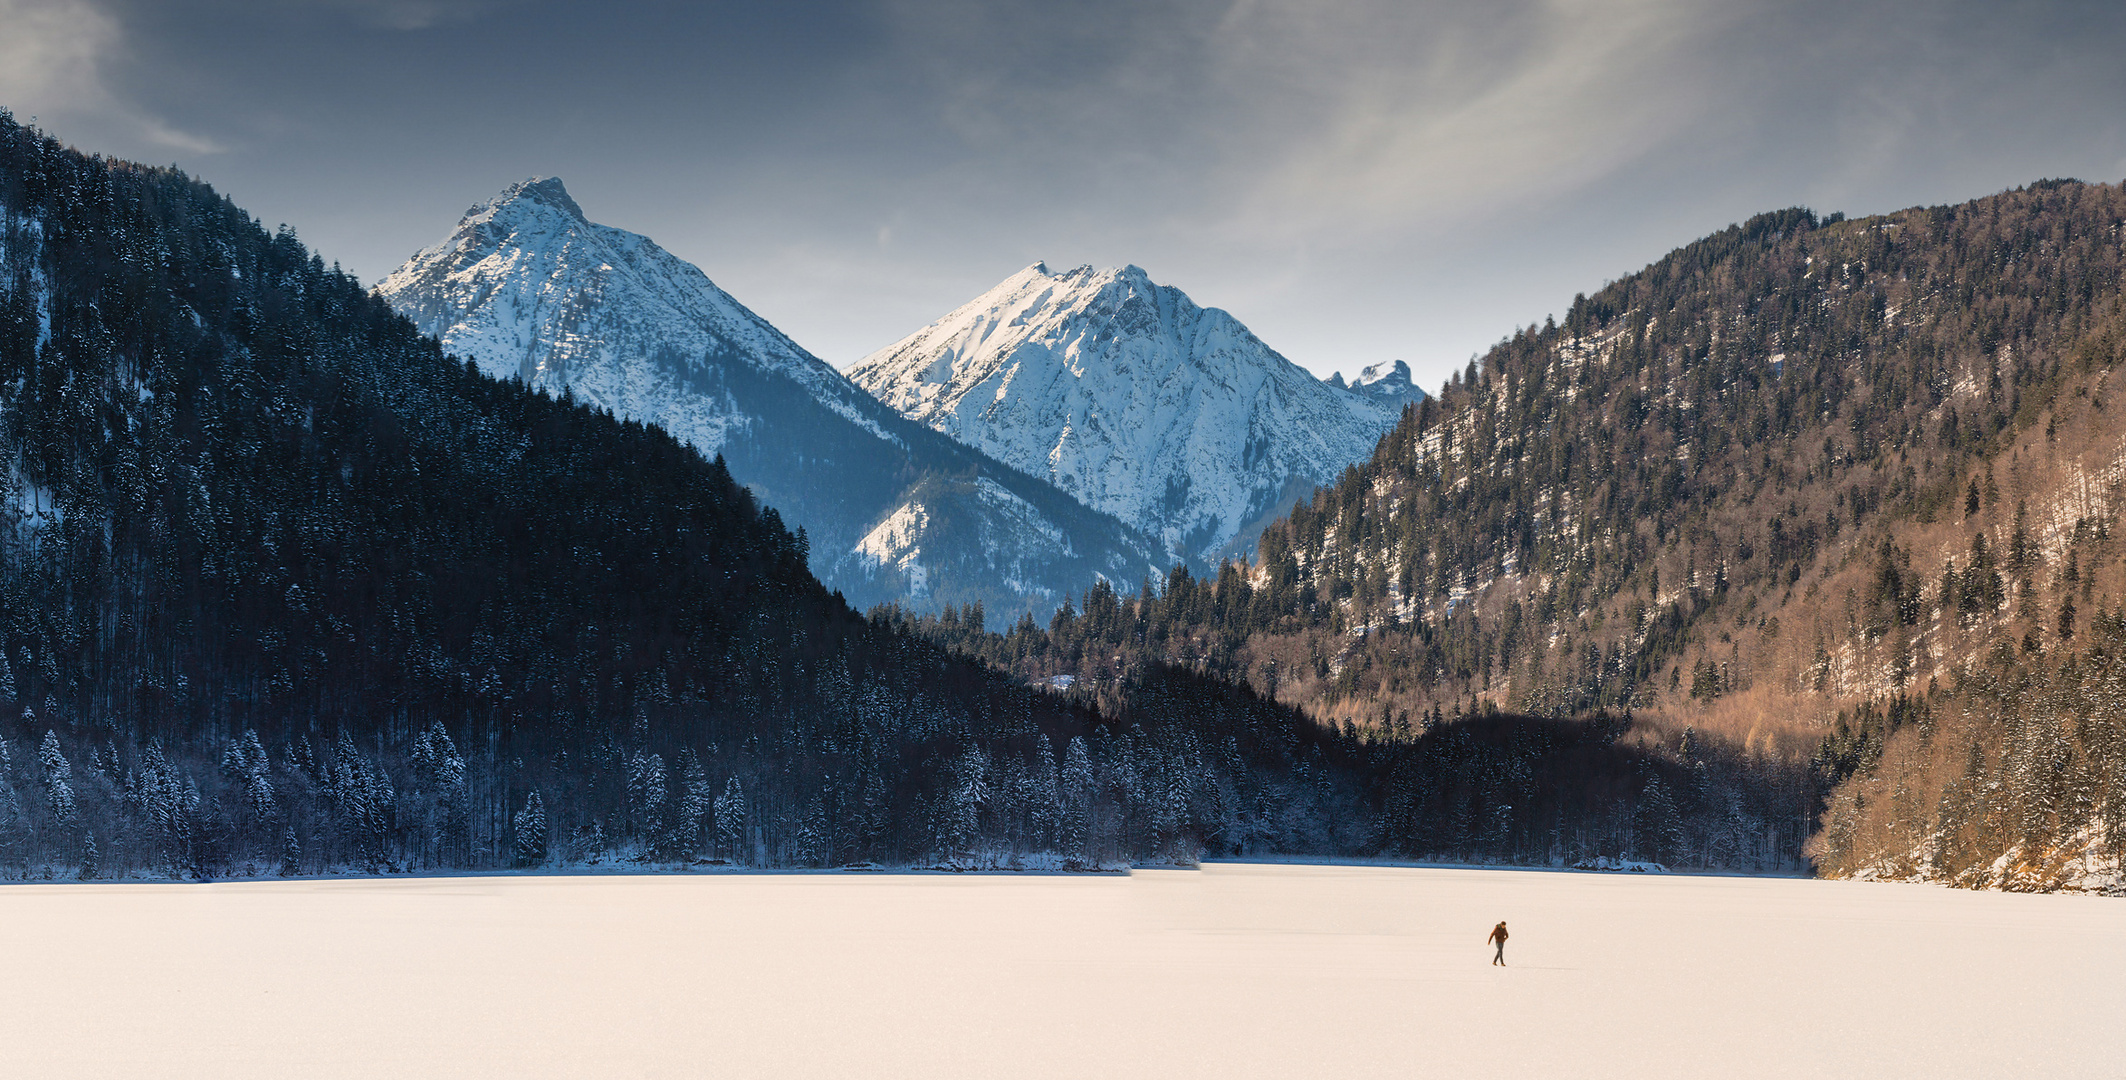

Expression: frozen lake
xmin=3 ymin=863 xmax=2119 ymax=1078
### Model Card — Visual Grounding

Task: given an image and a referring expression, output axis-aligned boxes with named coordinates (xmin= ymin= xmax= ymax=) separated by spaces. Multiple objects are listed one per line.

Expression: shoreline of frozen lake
xmin=5 ymin=863 xmax=2118 ymax=1078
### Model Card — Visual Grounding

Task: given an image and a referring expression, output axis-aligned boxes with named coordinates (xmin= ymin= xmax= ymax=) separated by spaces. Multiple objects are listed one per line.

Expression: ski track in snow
xmin=2 ymin=862 xmax=2117 ymax=1078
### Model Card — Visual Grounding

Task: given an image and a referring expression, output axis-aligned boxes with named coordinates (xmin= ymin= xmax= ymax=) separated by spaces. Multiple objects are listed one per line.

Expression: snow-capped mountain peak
xmin=471 ymin=176 xmax=584 ymax=228
xmin=1355 ymin=358 xmax=1409 ymax=387
xmin=1343 ymin=359 xmax=1426 ymax=410
xmin=377 ymin=176 xmax=894 ymax=448
xmin=849 ymin=262 xmax=1411 ymax=561
xmin=375 ymin=182 xmax=1160 ymax=617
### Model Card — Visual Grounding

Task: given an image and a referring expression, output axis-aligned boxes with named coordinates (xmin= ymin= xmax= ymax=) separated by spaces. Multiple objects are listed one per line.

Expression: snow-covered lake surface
xmin=5 ymin=863 xmax=2119 ymax=1078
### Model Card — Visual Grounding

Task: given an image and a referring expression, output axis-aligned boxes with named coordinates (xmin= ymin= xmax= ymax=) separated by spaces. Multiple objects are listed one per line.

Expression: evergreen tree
xmin=38 ymin=730 xmax=74 ymax=829
xmin=677 ymin=750 xmax=711 ymax=858
xmin=512 ymin=792 xmax=548 ymax=868
xmin=279 ymin=826 xmax=302 ymax=877
xmin=626 ymin=752 xmax=668 ymax=848
xmin=1635 ymin=774 xmax=1684 ymax=864
xmin=1060 ymin=737 xmax=1094 ymax=863
xmin=1030 ymin=737 xmax=1061 ymax=851
xmin=714 ymin=778 xmax=746 ymax=864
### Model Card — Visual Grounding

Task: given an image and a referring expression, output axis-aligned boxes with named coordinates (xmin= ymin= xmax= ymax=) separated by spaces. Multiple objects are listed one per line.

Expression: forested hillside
xmin=896 ymin=181 xmax=2126 ymax=890
xmin=16 ymin=114 xmax=2100 ymax=887
xmin=881 ymin=600 xmax=1813 ymax=869
xmin=0 ymin=113 xmax=1376 ymax=878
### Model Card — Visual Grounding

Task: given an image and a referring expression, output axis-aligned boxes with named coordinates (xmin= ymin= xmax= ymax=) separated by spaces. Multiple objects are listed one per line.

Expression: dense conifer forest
xmin=0 ymin=113 xmax=1403 ymax=878
xmin=17 ymin=114 xmax=2111 ymax=887
xmin=890 ymin=180 xmax=2126 ymax=890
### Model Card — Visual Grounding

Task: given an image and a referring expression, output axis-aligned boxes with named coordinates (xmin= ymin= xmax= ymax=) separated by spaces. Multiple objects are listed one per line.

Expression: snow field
xmin=2 ymin=863 xmax=2119 ymax=1078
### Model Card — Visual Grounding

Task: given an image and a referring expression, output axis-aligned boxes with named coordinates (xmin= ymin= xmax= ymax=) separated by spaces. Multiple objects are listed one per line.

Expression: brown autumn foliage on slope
xmin=895 ymin=179 xmax=2126 ymax=888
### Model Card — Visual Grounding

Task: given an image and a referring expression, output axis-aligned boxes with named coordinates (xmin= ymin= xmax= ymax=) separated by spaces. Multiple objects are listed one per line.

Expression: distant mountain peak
xmin=850 ymin=262 xmax=1409 ymax=562
xmin=1340 ymin=359 xmax=1424 ymax=410
xmin=1357 ymin=359 xmax=1411 ymax=385
xmin=379 ymin=175 xmax=856 ymax=431
xmin=482 ymin=176 xmax=583 ymax=221
xmin=376 ymin=185 xmax=1160 ymax=616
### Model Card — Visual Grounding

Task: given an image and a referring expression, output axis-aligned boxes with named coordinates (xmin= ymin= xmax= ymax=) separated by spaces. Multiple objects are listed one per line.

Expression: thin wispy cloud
xmin=1206 ymin=0 xmax=1724 ymax=243
xmin=304 ymin=0 xmax=509 ymax=31
xmin=0 ymin=0 xmax=118 ymax=121
xmin=5 ymin=0 xmax=2122 ymax=383
xmin=0 ymin=0 xmax=222 ymax=154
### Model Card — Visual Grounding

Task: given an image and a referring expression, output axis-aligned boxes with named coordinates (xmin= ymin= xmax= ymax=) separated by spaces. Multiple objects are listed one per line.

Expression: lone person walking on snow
xmin=1487 ymin=921 xmax=1509 ymax=966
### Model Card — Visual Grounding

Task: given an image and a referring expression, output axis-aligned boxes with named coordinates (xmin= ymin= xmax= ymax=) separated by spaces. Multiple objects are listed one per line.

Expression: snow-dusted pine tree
xmin=1061 ymin=736 xmax=1094 ymax=864
xmin=937 ymin=746 xmax=991 ymax=860
xmin=38 ymin=731 xmax=75 ymax=829
xmin=1030 ymin=737 xmax=1061 ymax=852
xmin=512 ymin=791 xmax=548 ymax=868
xmin=714 ymin=778 xmax=745 ymax=863
xmin=1636 ymin=774 xmax=1684 ymax=865
xmin=677 ymin=750 xmax=711 ymax=858
xmin=626 ymin=752 xmax=668 ymax=847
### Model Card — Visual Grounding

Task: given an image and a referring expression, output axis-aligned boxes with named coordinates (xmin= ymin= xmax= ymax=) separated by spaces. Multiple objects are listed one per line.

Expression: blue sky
xmin=6 ymin=0 xmax=2125 ymax=390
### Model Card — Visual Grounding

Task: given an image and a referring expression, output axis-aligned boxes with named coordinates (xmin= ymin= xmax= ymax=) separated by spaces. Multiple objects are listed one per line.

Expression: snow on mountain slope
xmin=849 ymin=263 xmax=1414 ymax=561
xmin=376 ymin=182 xmax=1160 ymax=616
xmin=1329 ymin=359 xmax=1427 ymax=411
xmin=377 ymin=177 xmax=893 ymax=453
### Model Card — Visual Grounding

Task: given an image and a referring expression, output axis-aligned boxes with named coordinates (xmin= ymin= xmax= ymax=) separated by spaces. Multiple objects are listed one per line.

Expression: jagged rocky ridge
xmin=376 ymin=180 xmax=1161 ymax=618
xmin=848 ymin=263 xmax=1414 ymax=564
xmin=1328 ymin=359 xmax=1427 ymax=410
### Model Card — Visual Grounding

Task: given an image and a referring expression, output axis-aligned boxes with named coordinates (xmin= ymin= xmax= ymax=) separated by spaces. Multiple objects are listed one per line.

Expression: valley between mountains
xmin=0 ymin=109 xmax=2120 ymax=893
